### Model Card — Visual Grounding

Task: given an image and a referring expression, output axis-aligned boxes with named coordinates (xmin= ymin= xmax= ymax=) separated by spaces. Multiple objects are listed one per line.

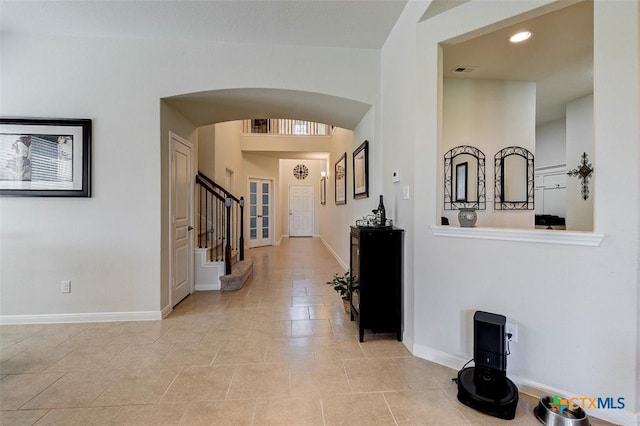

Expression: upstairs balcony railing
xmin=195 ymin=171 xmax=244 ymax=274
xmin=242 ymin=119 xmax=334 ymax=136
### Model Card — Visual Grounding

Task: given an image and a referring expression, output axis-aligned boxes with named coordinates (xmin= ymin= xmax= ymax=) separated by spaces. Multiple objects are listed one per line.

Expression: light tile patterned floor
xmin=0 ymin=238 xmax=613 ymax=425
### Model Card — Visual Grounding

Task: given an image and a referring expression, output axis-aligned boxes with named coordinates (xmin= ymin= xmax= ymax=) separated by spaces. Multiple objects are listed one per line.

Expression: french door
xmin=248 ymin=178 xmax=273 ymax=248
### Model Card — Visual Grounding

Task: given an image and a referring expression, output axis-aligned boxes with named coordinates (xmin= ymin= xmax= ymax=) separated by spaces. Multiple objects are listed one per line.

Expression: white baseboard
xmin=401 ymin=334 xmax=414 ymax=354
xmin=412 ymin=343 xmax=639 ymax=426
xmin=320 ymin=237 xmax=348 ymax=271
xmin=161 ymin=304 xmax=172 ymax=319
xmin=195 ymin=283 xmax=220 ymax=291
xmin=0 ymin=310 xmax=162 ymax=325
xmin=412 ymin=342 xmax=469 ymax=371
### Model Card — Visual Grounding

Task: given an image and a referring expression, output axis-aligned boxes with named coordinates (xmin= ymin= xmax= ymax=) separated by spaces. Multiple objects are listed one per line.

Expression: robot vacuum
xmin=456 ymin=311 xmax=519 ymax=420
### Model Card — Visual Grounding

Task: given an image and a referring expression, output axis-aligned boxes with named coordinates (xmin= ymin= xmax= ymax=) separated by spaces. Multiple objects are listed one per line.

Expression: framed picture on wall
xmin=335 ymin=152 xmax=347 ymax=205
xmin=353 ymin=140 xmax=369 ymax=199
xmin=0 ymin=118 xmax=92 ymax=197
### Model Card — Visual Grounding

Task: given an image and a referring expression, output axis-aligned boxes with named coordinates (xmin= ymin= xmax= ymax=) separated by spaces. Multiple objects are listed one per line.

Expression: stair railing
xmin=195 ymin=171 xmax=244 ymax=274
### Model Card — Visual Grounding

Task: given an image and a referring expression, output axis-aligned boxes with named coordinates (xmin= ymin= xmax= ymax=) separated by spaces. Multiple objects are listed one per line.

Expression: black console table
xmin=349 ymin=226 xmax=403 ymax=342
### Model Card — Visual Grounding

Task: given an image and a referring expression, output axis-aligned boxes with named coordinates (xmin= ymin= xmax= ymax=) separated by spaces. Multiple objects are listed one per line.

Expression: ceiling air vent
xmin=451 ymin=66 xmax=477 ymax=73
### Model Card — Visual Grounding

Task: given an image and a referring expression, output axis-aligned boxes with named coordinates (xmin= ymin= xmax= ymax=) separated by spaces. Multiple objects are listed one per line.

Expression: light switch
xmin=392 ymin=170 xmax=400 ymax=183
xmin=403 ymin=185 xmax=410 ymax=200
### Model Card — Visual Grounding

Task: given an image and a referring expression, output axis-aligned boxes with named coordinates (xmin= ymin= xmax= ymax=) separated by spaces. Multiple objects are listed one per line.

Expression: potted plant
xmin=327 ymin=271 xmax=351 ymax=313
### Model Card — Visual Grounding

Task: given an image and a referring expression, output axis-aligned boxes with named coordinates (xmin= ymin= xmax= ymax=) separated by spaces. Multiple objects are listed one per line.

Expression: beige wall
xmin=242 ymin=153 xmax=280 ymax=243
xmin=214 ymin=121 xmax=244 ymax=191
xmin=279 ymin=159 xmax=324 ymax=238
xmin=318 ymin=127 xmax=354 ymax=269
xmin=241 ymin=134 xmax=333 ymax=153
xmin=197 ymin=124 xmax=215 ymax=178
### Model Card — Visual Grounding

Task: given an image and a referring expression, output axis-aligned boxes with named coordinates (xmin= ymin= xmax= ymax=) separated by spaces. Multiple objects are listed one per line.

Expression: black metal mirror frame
xmin=444 ymin=145 xmax=486 ymax=210
xmin=494 ymin=146 xmax=534 ymax=210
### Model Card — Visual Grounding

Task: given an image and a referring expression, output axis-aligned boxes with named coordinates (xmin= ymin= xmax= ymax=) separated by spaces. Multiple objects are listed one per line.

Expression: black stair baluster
xmin=239 ymin=197 xmax=245 ymax=261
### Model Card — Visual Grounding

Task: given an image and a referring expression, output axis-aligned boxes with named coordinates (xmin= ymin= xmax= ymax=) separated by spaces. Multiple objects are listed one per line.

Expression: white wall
xmin=0 ymin=31 xmax=380 ymax=319
xmin=536 ymin=118 xmax=566 ymax=168
xmin=380 ymin=0 xmax=422 ymax=349
xmin=591 ymin=3 xmax=640 ymax=413
xmin=565 ymin=95 xmax=594 ymax=231
xmin=442 ymin=78 xmax=536 ymax=228
xmin=404 ymin=1 xmax=639 ymax=423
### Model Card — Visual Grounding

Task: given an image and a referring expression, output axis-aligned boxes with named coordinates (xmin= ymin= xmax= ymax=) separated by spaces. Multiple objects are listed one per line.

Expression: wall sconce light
xmin=321 ymin=171 xmax=328 ymax=179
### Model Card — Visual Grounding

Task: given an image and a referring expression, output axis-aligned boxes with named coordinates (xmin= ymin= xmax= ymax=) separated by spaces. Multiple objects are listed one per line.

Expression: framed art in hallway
xmin=335 ymin=152 xmax=346 ymax=205
xmin=0 ymin=118 xmax=92 ymax=197
xmin=353 ymin=140 xmax=369 ymax=199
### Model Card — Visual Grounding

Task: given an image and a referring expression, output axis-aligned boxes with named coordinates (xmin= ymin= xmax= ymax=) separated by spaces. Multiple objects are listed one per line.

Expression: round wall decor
xmin=293 ymin=164 xmax=309 ymax=180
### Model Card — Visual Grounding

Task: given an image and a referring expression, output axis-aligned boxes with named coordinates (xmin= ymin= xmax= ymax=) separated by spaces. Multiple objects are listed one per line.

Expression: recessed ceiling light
xmin=510 ymin=31 xmax=532 ymax=43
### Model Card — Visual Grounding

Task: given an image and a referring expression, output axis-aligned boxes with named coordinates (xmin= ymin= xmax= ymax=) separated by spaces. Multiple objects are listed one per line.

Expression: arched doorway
xmin=160 ymin=88 xmax=373 ymax=315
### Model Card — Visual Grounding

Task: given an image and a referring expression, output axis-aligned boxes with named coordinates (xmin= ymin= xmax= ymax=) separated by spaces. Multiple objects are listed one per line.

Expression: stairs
xmin=194 ymin=248 xmax=224 ymax=291
xmin=194 ymin=171 xmax=248 ymax=292
xmin=219 ymin=259 xmax=254 ymax=291
xmin=194 ymin=246 xmax=252 ymax=292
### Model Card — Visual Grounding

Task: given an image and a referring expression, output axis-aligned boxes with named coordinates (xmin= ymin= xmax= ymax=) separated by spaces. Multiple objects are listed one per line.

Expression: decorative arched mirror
xmin=494 ymin=146 xmax=534 ymax=210
xmin=444 ymin=145 xmax=486 ymax=210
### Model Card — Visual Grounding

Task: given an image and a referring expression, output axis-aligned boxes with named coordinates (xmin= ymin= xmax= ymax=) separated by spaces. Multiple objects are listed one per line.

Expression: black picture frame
xmin=335 ymin=152 xmax=347 ymax=205
xmin=443 ymin=145 xmax=486 ymax=210
xmin=353 ymin=140 xmax=369 ymax=199
xmin=0 ymin=118 xmax=92 ymax=197
xmin=455 ymin=162 xmax=468 ymax=202
xmin=494 ymin=146 xmax=535 ymax=210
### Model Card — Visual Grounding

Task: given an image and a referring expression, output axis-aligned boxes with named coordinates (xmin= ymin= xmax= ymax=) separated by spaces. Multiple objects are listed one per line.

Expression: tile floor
xmin=0 ymin=238 xmax=612 ymax=425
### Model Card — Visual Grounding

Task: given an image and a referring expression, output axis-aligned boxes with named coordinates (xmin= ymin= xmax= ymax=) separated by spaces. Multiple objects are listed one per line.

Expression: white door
xmin=170 ymin=132 xmax=193 ymax=307
xmin=289 ymin=185 xmax=314 ymax=237
xmin=248 ymin=179 xmax=273 ymax=248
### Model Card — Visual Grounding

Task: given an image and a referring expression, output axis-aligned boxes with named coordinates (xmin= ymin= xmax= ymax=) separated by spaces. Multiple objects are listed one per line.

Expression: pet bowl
xmin=534 ymin=396 xmax=590 ymax=426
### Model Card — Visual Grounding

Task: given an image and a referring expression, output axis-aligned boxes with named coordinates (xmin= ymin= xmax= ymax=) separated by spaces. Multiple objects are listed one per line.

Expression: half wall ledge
xmin=429 ymin=226 xmax=605 ymax=247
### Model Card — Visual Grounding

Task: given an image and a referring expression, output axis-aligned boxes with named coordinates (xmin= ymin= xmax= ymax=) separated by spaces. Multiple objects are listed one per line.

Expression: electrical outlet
xmin=61 ymin=280 xmax=71 ymax=293
xmin=506 ymin=322 xmax=518 ymax=342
